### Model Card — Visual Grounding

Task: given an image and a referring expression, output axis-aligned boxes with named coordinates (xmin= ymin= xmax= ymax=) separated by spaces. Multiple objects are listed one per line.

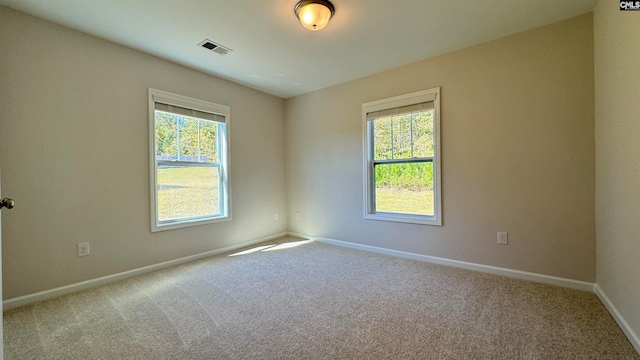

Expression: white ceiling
xmin=1 ymin=0 xmax=597 ymax=99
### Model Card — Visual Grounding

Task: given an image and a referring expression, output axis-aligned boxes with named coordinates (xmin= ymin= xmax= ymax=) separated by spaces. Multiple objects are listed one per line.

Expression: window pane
xmin=156 ymin=111 xmax=219 ymax=163
xmin=412 ymin=110 xmax=434 ymax=158
xmin=373 ymin=110 xmax=434 ymax=160
xmin=375 ymin=162 xmax=434 ymax=216
xmin=392 ymin=114 xmax=412 ymax=159
xmin=373 ymin=117 xmax=392 ymax=160
xmin=199 ymin=121 xmax=218 ymax=163
xmin=179 ymin=117 xmax=200 ymax=161
xmin=155 ymin=112 xmax=178 ymax=159
xmin=156 ymin=165 xmax=220 ymax=221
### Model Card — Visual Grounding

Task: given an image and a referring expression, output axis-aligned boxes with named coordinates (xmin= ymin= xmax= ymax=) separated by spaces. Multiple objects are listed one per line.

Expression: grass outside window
xmin=157 ymin=167 xmax=220 ymax=221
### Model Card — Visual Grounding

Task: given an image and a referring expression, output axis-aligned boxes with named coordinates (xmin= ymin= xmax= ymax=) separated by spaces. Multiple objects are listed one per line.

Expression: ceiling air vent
xmin=198 ymin=39 xmax=232 ymax=55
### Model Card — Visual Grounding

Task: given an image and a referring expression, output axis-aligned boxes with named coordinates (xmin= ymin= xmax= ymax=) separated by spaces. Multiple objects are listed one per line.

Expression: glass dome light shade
xmin=295 ymin=1 xmax=334 ymax=31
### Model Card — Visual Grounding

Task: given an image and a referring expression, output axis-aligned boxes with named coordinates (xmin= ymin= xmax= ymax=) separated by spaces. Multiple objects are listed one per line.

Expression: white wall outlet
xmin=295 ymin=211 xmax=300 ymax=220
xmin=497 ymin=232 xmax=508 ymax=245
xmin=274 ymin=212 xmax=279 ymax=221
xmin=78 ymin=242 xmax=90 ymax=256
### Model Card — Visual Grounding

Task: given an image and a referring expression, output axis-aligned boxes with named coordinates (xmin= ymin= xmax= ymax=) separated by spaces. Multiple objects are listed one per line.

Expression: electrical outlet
xmin=295 ymin=211 xmax=300 ymax=220
xmin=78 ymin=242 xmax=90 ymax=257
xmin=497 ymin=232 xmax=508 ymax=245
xmin=274 ymin=212 xmax=279 ymax=221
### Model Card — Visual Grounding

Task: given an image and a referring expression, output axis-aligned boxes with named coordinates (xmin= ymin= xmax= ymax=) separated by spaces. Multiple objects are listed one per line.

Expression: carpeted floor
xmin=3 ymin=237 xmax=639 ymax=359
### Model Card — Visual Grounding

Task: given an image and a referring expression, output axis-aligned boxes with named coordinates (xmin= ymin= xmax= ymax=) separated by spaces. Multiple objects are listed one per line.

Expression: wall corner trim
xmin=594 ymin=284 xmax=640 ymax=355
xmin=286 ymin=231 xmax=313 ymax=240
xmin=3 ymin=232 xmax=288 ymax=311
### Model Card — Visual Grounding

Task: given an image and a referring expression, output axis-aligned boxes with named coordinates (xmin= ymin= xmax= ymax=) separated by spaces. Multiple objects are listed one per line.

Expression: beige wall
xmin=285 ymin=14 xmax=595 ymax=281
xmin=0 ymin=7 xmax=287 ymax=299
xmin=0 ymin=6 xmax=600 ymax=300
xmin=594 ymin=0 xmax=640 ymax=346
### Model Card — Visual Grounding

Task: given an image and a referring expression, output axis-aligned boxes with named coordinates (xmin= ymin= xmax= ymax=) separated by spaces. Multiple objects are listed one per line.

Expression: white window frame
xmin=362 ymin=87 xmax=442 ymax=226
xmin=149 ymin=88 xmax=231 ymax=232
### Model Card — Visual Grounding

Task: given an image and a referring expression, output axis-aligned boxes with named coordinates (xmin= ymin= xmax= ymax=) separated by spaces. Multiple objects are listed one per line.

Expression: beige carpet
xmin=4 ymin=237 xmax=639 ymax=359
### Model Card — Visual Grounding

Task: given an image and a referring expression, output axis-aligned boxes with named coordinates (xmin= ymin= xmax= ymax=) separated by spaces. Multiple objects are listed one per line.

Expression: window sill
xmin=364 ymin=212 xmax=441 ymax=226
xmin=152 ymin=215 xmax=231 ymax=232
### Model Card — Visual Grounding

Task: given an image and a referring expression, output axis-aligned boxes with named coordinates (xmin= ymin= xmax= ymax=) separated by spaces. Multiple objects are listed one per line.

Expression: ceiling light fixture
xmin=294 ymin=0 xmax=335 ymax=31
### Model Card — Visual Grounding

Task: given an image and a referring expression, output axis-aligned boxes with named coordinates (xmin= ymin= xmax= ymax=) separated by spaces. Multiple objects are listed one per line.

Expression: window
xmin=363 ymin=87 xmax=441 ymax=225
xmin=149 ymin=89 xmax=231 ymax=231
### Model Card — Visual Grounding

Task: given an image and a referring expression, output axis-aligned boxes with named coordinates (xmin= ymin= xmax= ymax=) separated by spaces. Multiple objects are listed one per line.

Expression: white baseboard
xmin=594 ymin=284 xmax=640 ymax=354
xmin=3 ymin=232 xmax=288 ymax=311
xmin=286 ymin=231 xmax=313 ymax=240
xmin=314 ymin=237 xmax=595 ymax=292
